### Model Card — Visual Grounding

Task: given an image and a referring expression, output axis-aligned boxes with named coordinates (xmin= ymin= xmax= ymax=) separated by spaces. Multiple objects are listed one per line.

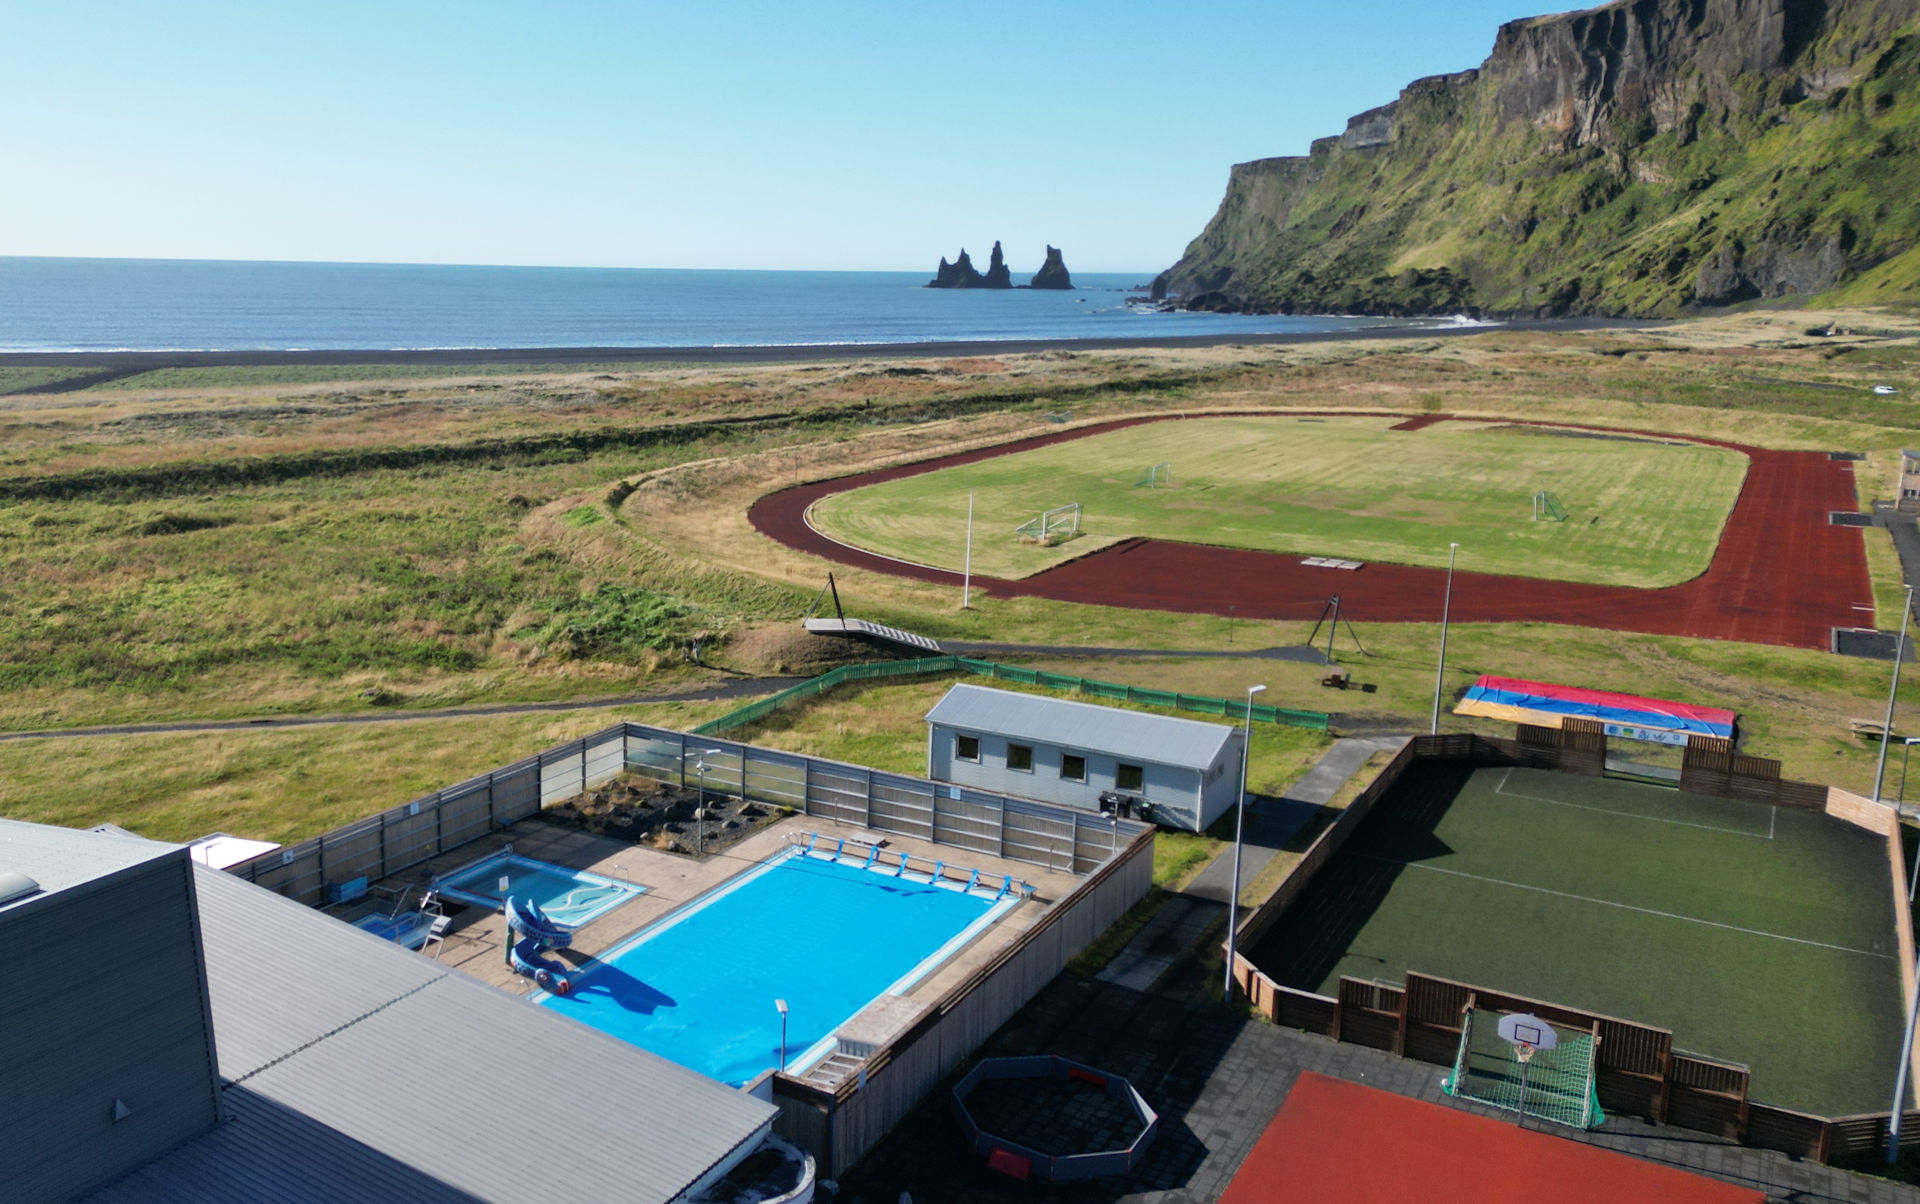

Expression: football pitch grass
xmin=806 ymin=416 xmax=1749 ymax=587
xmin=1245 ymin=764 xmax=1906 ymax=1116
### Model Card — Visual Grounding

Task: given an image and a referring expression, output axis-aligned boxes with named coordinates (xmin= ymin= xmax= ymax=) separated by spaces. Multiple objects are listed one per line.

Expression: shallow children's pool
xmin=436 ymin=852 xmax=643 ymax=927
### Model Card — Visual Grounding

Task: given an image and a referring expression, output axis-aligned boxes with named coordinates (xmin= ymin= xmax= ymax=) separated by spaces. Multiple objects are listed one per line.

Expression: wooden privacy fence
xmin=231 ymin=720 xmax=1150 ymax=903
xmin=768 ymin=831 xmax=1155 ymax=1177
xmin=1227 ymin=729 xmax=1920 ymax=1165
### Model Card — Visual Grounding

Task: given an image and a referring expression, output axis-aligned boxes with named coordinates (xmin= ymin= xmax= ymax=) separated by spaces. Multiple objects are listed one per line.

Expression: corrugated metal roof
xmin=89 ymin=863 xmax=774 ymax=1203
xmin=924 ymin=683 xmax=1238 ymax=771
xmin=0 ymin=818 xmax=178 ymax=912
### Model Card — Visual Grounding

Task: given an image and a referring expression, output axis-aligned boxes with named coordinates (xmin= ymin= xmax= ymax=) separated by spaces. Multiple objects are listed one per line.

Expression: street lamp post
xmin=1875 ymin=584 xmax=1915 ymax=803
xmin=1431 ymin=542 xmax=1459 ymax=736
xmin=1223 ymin=684 xmax=1267 ymax=1006
xmin=775 ymin=998 xmax=790 ymax=1072
xmin=693 ymin=760 xmax=708 ymax=856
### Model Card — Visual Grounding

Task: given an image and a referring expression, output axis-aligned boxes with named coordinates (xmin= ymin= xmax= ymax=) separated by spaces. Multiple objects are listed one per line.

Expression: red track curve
xmin=747 ymin=414 xmax=1871 ymax=650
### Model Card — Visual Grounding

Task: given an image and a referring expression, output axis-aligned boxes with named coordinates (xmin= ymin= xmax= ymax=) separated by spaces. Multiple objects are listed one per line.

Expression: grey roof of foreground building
xmin=75 ymin=854 xmax=774 ymax=1203
xmin=925 ymin=682 xmax=1240 ymax=770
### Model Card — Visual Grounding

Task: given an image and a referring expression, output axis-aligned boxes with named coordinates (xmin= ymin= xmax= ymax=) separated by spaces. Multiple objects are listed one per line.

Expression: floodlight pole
xmin=1890 ymin=957 xmax=1920 ymax=1162
xmin=1875 ymin=584 xmax=1914 ymax=803
xmin=1431 ymin=542 xmax=1459 ymax=736
xmin=775 ymin=998 xmax=790 ymax=1072
xmin=962 ymin=491 xmax=974 ymax=609
xmin=1223 ymin=684 xmax=1267 ymax=1006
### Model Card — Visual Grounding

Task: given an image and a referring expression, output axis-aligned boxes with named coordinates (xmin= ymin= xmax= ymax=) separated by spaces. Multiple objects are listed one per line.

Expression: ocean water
xmin=0 ymin=256 xmax=1417 ymax=352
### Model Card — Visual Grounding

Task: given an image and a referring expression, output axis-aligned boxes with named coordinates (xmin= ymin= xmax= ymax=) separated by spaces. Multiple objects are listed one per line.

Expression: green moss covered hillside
xmin=1154 ymin=0 xmax=1920 ymax=317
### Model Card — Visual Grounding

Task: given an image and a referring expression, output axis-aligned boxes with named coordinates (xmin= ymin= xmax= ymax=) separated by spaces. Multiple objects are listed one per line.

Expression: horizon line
xmin=0 ymin=252 xmax=1165 ymax=278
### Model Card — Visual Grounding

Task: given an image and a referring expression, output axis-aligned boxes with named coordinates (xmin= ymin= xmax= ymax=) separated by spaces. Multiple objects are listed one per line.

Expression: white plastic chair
xmin=422 ymin=914 xmax=453 ymax=958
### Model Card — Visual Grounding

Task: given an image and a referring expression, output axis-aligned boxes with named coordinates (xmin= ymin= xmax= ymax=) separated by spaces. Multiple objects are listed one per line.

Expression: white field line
xmin=1357 ymin=854 xmax=1892 ymax=960
xmin=1495 ymin=767 xmax=1774 ymax=841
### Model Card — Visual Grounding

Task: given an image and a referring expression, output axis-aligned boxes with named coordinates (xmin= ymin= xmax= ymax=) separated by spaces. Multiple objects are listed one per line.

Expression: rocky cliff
xmin=1155 ymin=0 xmax=1920 ymax=316
xmin=1029 ymin=245 xmax=1074 ymax=289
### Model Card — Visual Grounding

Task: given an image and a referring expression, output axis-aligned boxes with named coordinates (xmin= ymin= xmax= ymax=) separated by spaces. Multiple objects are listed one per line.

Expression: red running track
xmin=747 ymin=413 xmax=1871 ymax=650
xmin=1220 ymin=1072 xmax=1763 ymax=1204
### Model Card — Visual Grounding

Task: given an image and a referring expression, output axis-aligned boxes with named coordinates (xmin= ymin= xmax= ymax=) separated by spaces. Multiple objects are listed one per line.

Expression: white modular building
xmin=924 ymin=683 xmax=1245 ymax=832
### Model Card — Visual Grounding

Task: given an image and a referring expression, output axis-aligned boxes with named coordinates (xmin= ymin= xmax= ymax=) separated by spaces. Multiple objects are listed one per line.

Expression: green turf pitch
xmin=1247 ymin=764 xmax=1905 ymax=1116
xmin=807 ymin=417 xmax=1748 ymax=587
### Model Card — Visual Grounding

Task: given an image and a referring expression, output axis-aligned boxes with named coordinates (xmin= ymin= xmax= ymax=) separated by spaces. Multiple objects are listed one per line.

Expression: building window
xmin=1061 ymin=754 xmax=1086 ymax=782
xmin=1007 ymin=743 xmax=1034 ymax=772
xmin=955 ymin=734 xmax=980 ymax=762
xmin=1116 ymin=763 xmax=1144 ymax=791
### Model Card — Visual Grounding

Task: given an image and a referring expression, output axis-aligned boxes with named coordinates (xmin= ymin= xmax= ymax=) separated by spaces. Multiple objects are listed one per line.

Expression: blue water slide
xmin=510 ymin=936 xmax=573 ymax=995
xmin=505 ymin=895 xmax=573 ymax=948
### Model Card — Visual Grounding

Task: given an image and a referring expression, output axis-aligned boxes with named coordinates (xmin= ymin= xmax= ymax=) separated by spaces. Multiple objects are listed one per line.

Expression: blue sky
xmin=0 ymin=1 xmax=1550 ymax=272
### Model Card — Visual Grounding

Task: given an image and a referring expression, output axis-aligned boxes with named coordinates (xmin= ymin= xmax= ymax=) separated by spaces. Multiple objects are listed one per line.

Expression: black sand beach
xmin=0 ymin=318 xmax=1656 ymax=393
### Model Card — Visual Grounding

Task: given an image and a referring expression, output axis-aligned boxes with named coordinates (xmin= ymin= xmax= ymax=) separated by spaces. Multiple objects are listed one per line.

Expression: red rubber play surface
xmin=748 ymin=414 xmax=1871 ymax=649
xmin=1220 ymin=1072 xmax=1763 ymax=1204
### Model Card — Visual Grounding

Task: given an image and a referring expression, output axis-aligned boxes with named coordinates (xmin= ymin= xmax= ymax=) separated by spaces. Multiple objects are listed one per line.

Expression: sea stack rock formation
xmin=927 ymin=241 xmax=1020 ymax=288
xmin=1153 ymin=0 xmax=1920 ymax=317
xmin=929 ymin=250 xmax=987 ymax=288
xmin=1028 ymin=245 xmax=1073 ymax=289
xmin=981 ymin=241 xmax=1013 ymax=288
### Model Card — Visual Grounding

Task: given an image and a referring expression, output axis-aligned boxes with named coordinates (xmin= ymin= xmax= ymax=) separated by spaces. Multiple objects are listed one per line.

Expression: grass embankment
xmin=810 ymin=415 xmax=1748 ymax=588
xmin=0 ymin=698 xmax=731 ymax=845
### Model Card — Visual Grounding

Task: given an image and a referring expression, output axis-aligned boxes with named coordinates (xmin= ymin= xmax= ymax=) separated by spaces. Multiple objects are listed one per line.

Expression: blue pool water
xmin=539 ymin=852 xmax=1010 ymax=1085
xmin=436 ymin=853 xmax=643 ymax=927
xmin=353 ymin=910 xmax=436 ymax=949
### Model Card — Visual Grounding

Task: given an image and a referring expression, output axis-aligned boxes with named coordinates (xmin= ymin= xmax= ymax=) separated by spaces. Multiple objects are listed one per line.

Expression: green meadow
xmin=808 ymin=416 xmax=1748 ymax=587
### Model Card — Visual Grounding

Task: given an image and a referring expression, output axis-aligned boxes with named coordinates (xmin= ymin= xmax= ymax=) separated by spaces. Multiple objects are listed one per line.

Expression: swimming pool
xmin=537 ymin=849 xmax=1015 ymax=1086
xmin=435 ymin=852 xmax=644 ymax=927
xmin=352 ymin=910 xmax=437 ymax=948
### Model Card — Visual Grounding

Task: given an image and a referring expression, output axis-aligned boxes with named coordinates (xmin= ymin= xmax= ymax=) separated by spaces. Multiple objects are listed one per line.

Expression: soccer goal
xmin=1532 ymin=490 xmax=1569 ymax=522
xmin=1134 ymin=462 xmax=1172 ymax=489
xmin=1442 ymin=1007 xmax=1604 ymax=1130
xmin=1014 ymin=502 xmax=1082 ymax=545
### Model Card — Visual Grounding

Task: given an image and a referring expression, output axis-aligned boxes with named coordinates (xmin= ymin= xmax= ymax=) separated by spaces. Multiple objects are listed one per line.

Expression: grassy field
xmin=4 ymin=311 xmax=1920 ymax=858
xmin=725 ymin=673 xmax=1334 ymax=799
xmin=808 ymin=416 xmax=1749 ymax=587
xmin=0 ymin=697 xmax=730 ymax=844
xmin=1246 ymin=763 xmax=1903 ymax=1116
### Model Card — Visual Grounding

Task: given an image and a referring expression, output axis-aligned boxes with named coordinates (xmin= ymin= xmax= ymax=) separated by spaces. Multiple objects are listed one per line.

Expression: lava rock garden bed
xmin=546 ymin=773 xmax=793 ymax=858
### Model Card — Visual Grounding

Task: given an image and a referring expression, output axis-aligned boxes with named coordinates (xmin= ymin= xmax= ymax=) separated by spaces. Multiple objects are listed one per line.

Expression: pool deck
xmin=357 ymin=814 xmax=1082 ymax=1013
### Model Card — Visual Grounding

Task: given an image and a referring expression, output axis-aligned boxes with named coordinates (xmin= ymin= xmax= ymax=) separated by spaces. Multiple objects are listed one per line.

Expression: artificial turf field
xmin=1245 ymin=763 xmax=1905 ymax=1116
xmin=807 ymin=416 xmax=1748 ymax=587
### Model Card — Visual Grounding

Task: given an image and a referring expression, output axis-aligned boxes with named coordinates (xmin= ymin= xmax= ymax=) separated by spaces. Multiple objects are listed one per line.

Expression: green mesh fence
xmin=691 ymin=654 xmax=1331 ymax=736
xmin=1442 ymin=1007 xmax=1605 ymax=1130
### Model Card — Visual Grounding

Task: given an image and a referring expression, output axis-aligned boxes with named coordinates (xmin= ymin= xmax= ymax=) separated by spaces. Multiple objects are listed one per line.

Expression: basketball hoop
xmin=1497 ymin=1012 xmax=1558 ymax=1065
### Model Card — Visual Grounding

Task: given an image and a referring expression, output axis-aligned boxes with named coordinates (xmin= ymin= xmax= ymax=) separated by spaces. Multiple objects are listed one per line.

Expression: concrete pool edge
xmin=434 ymin=849 xmax=647 ymax=927
xmin=531 ymin=846 xmax=1021 ymax=1082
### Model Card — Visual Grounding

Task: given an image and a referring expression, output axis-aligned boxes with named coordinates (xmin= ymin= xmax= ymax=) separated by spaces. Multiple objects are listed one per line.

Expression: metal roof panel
xmin=924 ymin=683 xmax=1238 ymax=770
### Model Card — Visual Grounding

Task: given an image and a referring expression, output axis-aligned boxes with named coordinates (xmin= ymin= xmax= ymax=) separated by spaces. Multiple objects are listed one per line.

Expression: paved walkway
xmin=835 ymin=975 xmax=1919 ymax=1204
xmin=1095 ymin=735 xmax=1408 ymax=994
xmin=1180 ymin=735 xmax=1407 ymax=905
xmin=944 ymin=641 xmax=1328 ymax=663
xmin=0 ymin=675 xmax=805 ymax=742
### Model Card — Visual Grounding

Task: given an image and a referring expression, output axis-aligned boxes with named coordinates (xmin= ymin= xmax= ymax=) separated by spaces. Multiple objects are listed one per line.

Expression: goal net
xmin=1442 ymin=1007 xmax=1604 ymax=1129
xmin=1532 ymin=490 xmax=1569 ymax=522
xmin=1134 ymin=462 xmax=1172 ymax=488
xmin=1014 ymin=502 xmax=1082 ymax=545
